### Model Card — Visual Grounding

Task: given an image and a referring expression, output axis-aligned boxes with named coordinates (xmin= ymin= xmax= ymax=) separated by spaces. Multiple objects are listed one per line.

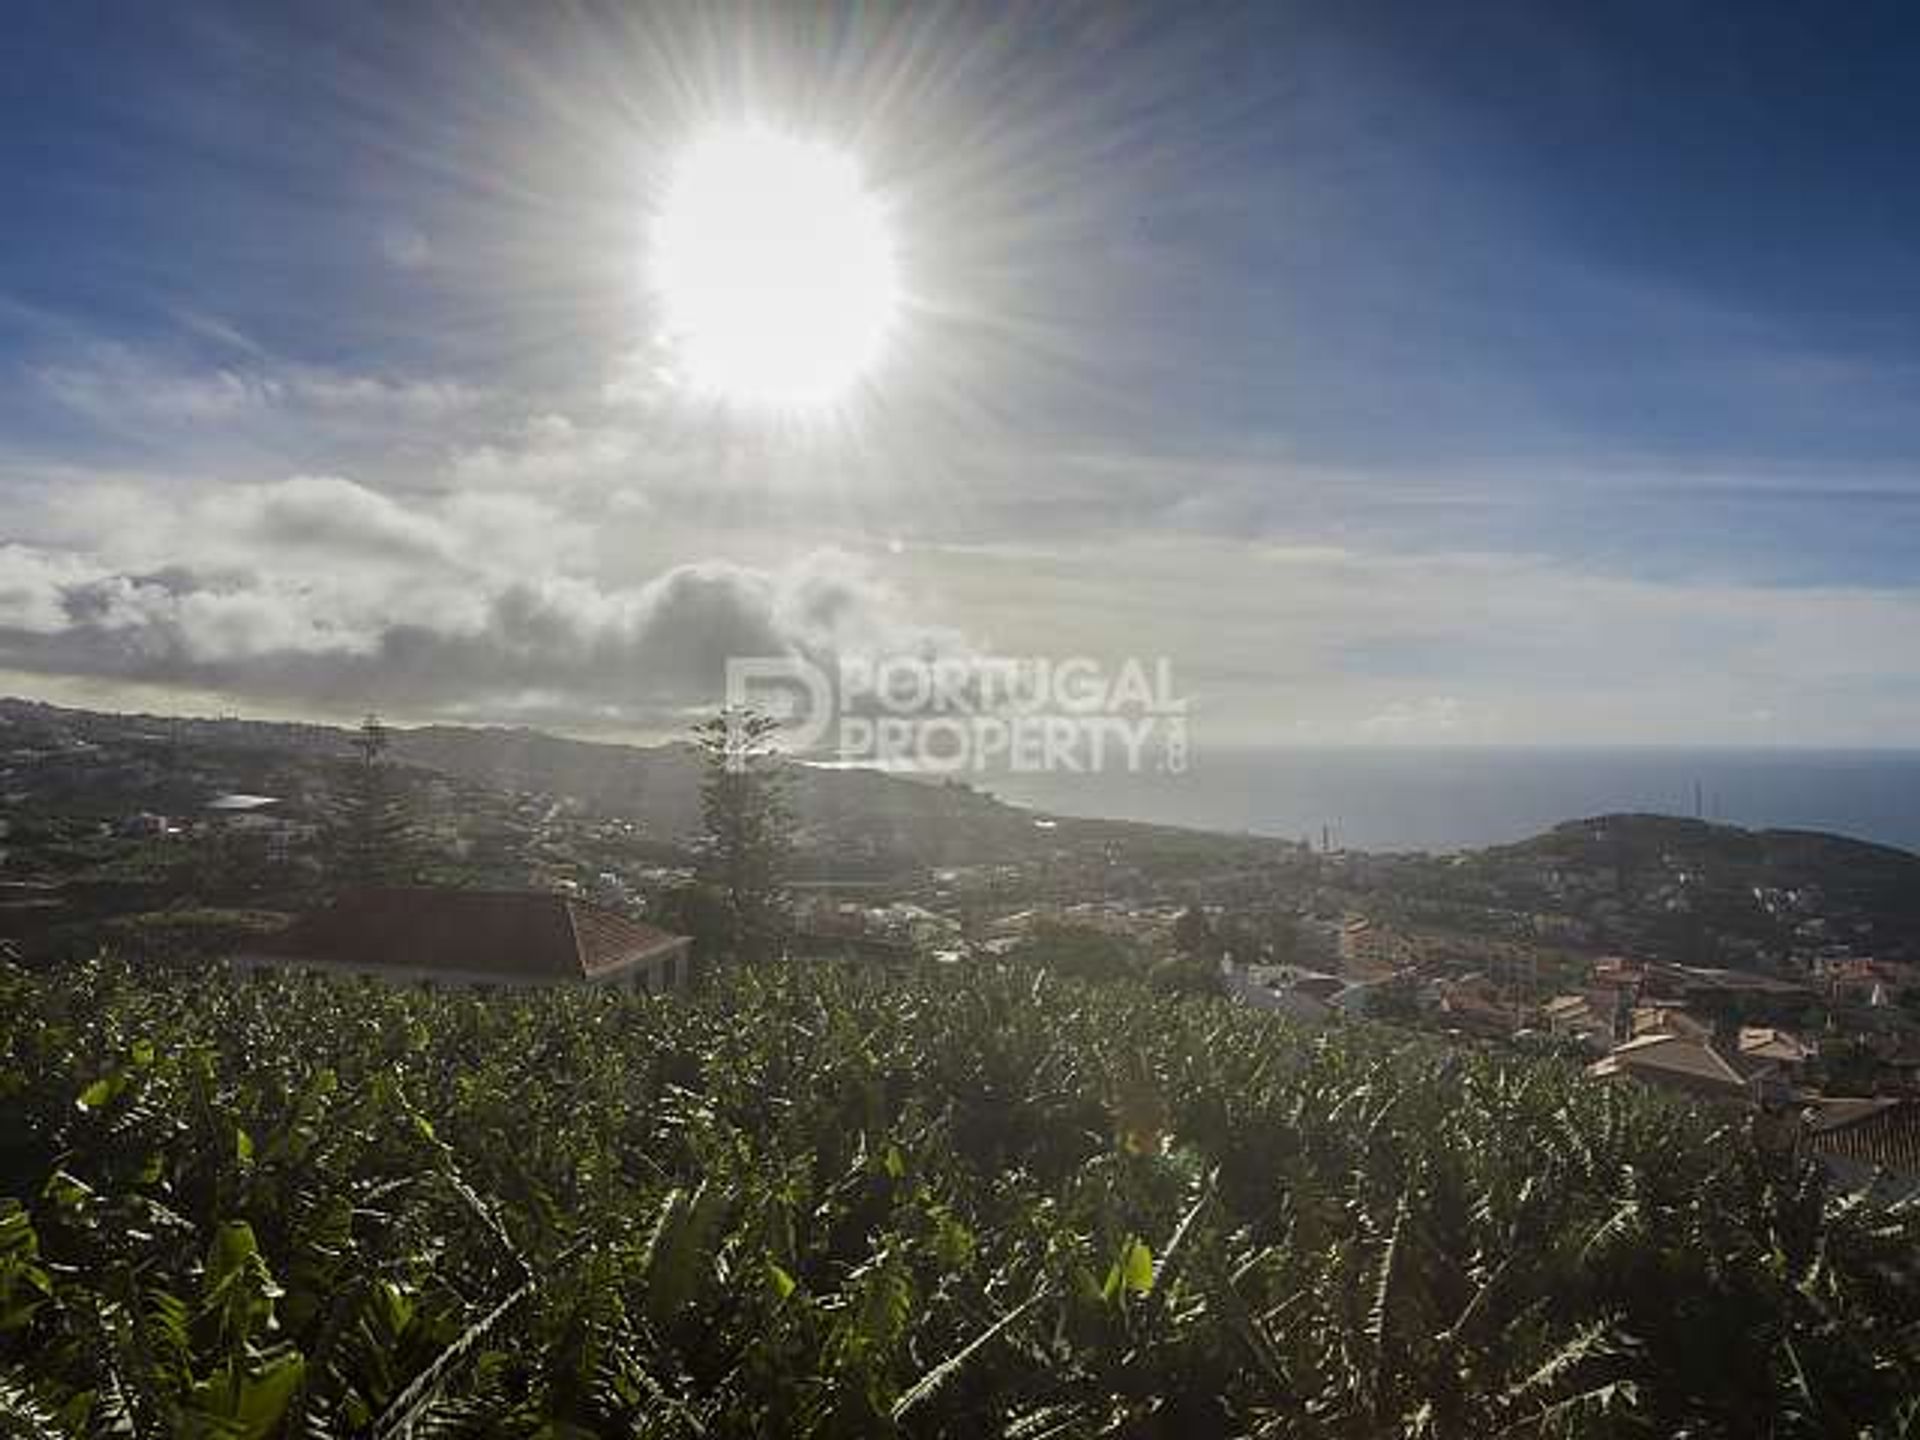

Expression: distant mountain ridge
xmin=7 ymin=696 xmax=1911 ymax=884
xmin=0 ymin=696 xmax=1050 ymax=865
xmin=391 ymin=721 xmax=1043 ymax=861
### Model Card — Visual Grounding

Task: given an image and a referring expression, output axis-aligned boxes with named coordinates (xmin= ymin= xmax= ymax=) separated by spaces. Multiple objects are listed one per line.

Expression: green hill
xmin=1484 ymin=812 xmax=1920 ymax=964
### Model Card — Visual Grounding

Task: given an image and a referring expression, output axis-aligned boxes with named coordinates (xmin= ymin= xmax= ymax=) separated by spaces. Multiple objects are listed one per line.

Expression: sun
xmin=648 ymin=125 xmax=900 ymax=413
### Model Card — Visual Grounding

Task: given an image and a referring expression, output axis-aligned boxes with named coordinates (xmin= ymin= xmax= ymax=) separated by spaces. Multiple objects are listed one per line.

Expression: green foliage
xmin=1815 ymin=1035 xmax=1884 ymax=1097
xmin=326 ymin=715 xmax=422 ymax=890
xmin=693 ymin=708 xmax=793 ymax=962
xmin=1006 ymin=920 xmax=1143 ymax=984
xmin=648 ymin=881 xmax=735 ymax=962
xmin=1171 ymin=906 xmax=1217 ymax=958
xmin=1146 ymin=951 xmax=1226 ymax=1000
xmin=1 ymin=953 xmax=1918 ymax=1437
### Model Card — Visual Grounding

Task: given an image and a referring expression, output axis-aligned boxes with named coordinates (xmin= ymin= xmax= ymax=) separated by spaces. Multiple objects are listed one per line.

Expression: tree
xmin=694 ymin=707 xmax=792 ymax=962
xmin=1817 ymin=1033 xmax=1884 ymax=1096
xmin=1147 ymin=951 xmax=1226 ymax=998
xmin=648 ymin=879 xmax=736 ymax=961
xmin=1008 ymin=921 xmax=1142 ymax=984
xmin=328 ymin=714 xmax=420 ymax=889
xmin=1214 ymin=912 xmax=1268 ymax=965
xmin=1172 ymin=905 xmax=1217 ymax=958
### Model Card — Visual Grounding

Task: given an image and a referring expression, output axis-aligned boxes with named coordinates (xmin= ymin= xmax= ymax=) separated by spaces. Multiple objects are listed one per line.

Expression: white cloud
xmin=379 ymin=222 xmax=433 ymax=270
xmin=449 ymin=412 xmax=640 ymax=488
xmin=31 ymin=345 xmax=485 ymax=430
xmin=36 ymin=357 xmax=277 ymax=422
xmin=5 ymin=435 xmax=1920 ymax=745
xmin=914 ymin=533 xmax=1920 ymax=746
xmin=1362 ymin=696 xmax=1467 ymax=740
xmin=0 ymin=470 xmax=965 ymax=729
xmin=291 ymin=373 xmax=479 ymax=417
xmin=0 ymin=546 xmax=102 ymax=634
xmin=233 ymin=475 xmax=455 ymax=561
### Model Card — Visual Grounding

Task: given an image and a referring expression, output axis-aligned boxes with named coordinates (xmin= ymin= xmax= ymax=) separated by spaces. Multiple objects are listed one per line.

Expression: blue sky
xmin=3 ymin=1 xmax=1918 ymax=744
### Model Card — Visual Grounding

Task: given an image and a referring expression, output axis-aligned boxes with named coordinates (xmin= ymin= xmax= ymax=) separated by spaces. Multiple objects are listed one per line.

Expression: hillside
xmin=1478 ymin=812 xmax=1920 ymax=964
xmin=1504 ymin=812 xmax=1920 ymax=898
xmin=0 ymin=697 xmax=1060 ymax=869
xmin=8 ymin=696 xmax=1912 ymax=981
xmin=0 ymin=697 xmax=1311 ymax=888
xmin=3 ymin=957 xmax=1917 ymax=1436
xmin=392 ymin=722 xmax=1048 ymax=865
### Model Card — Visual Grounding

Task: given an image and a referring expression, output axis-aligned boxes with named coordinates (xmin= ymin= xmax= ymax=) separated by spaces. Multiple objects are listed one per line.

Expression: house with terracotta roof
xmin=1541 ymin=992 xmax=1617 ymax=1051
xmin=1587 ymin=1032 xmax=1755 ymax=1104
xmin=1738 ymin=1025 xmax=1817 ymax=1076
xmin=1630 ymin=1002 xmax=1713 ymax=1043
xmin=234 ymin=887 xmax=692 ymax=991
xmin=1800 ymin=1099 xmax=1920 ymax=1200
xmin=1336 ymin=915 xmax=1406 ymax=980
xmin=1430 ymin=977 xmax=1518 ymax=1040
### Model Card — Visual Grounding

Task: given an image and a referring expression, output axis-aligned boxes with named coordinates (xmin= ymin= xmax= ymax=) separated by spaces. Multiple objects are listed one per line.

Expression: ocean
xmin=980 ymin=747 xmax=1920 ymax=855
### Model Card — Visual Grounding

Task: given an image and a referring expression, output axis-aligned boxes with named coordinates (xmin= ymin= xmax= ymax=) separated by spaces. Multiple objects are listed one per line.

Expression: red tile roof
xmin=245 ymin=887 xmax=686 ymax=983
xmin=1805 ymin=1099 xmax=1920 ymax=1177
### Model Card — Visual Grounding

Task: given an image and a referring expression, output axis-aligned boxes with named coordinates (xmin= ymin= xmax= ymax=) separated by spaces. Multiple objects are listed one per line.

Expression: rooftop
xmin=1803 ymin=1099 xmax=1920 ymax=1180
xmin=1739 ymin=1026 xmax=1815 ymax=1064
xmin=1589 ymin=1033 xmax=1750 ymax=1095
xmin=241 ymin=887 xmax=687 ymax=983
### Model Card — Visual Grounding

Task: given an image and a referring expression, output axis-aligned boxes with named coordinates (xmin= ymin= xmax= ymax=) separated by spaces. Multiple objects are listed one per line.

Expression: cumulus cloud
xmin=233 ymin=475 xmax=454 ymax=561
xmin=0 ymin=546 xmax=104 ymax=634
xmin=0 ymin=474 xmax=964 ymax=728
xmin=7 ymin=451 xmax=1920 ymax=746
xmin=449 ymin=413 xmax=641 ymax=489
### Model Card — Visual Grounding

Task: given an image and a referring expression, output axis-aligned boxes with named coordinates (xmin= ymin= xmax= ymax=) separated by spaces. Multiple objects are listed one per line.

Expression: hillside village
xmin=6 ymin=696 xmax=1920 ymax=1189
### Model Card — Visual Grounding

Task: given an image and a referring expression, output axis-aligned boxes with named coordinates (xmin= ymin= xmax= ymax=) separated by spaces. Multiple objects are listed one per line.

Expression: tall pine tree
xmin=329 ymin=714 xmax=420 ymax=889
xmin=694 ymin=706 xmax=792 ymax=962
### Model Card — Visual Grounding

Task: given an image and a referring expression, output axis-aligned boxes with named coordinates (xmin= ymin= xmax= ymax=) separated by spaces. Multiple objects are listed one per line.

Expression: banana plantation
xmin=2 ymin=956 xmax=1917 ymax=1438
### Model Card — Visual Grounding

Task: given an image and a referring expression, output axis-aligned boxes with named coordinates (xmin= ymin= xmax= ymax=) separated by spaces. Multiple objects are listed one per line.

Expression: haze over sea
xmin=984 ymin=748 xmax=1920 ymax=856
